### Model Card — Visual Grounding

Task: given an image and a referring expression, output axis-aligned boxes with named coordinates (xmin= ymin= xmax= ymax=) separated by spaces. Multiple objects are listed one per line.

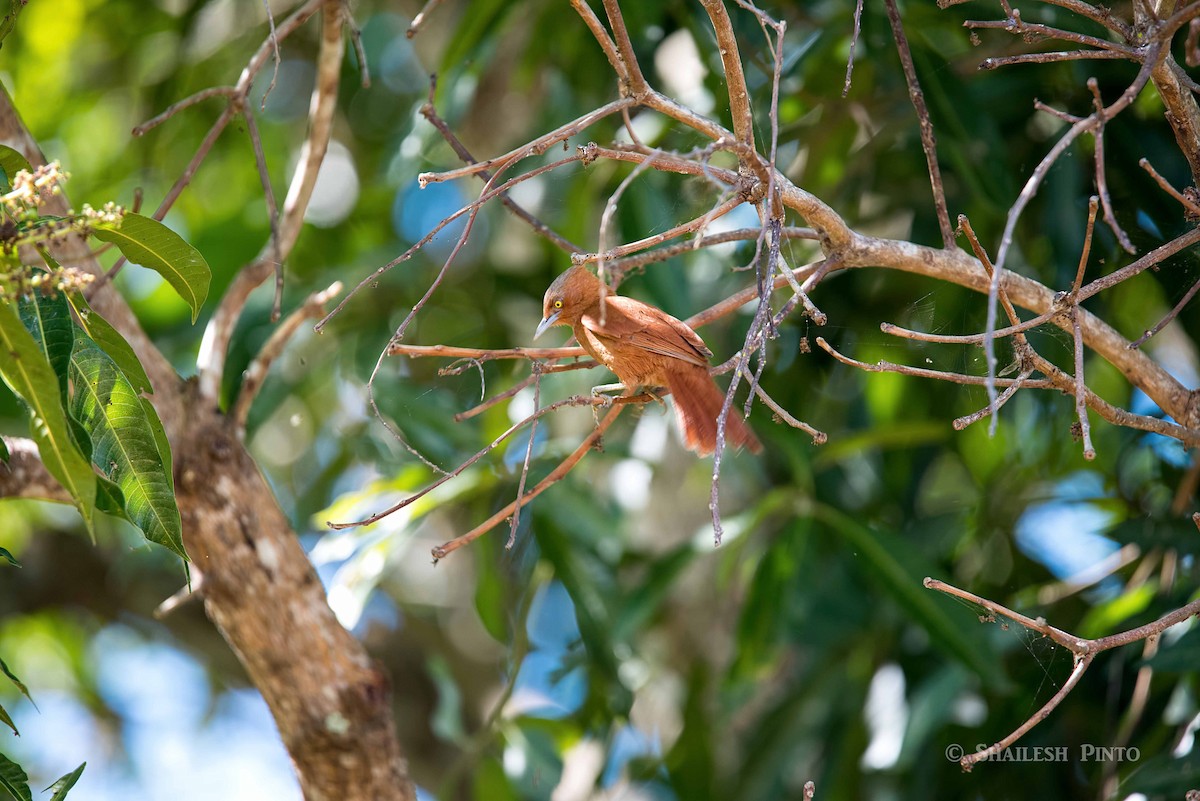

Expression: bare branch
xmin=232 ymin=282 xmax=344 ymax=433
xmin=1131 ymin=274 xmax=1200 ymax=349
xmin=844 ymin=0 xmax=865 ymax=96
xmin=1086 ymin=78 xmax=1135 ymax=253
xmin=700 ymin=0 xmax=756 ymax=150
xmin=981 ymin=49 xmax=1132 ymax=69
xmin=197 ymin=0 xmax=344 ymax=402
xmin=925 ymin=576 xmax=1200 ymax=770
xmin=418 ymin=98 xmax=636 ymax=186
xmin=420 ymin=83 xmax=583 ymax=254
xmin=884 ymin=0 xmax=955 ymax=248
xmin=431 ymin=403 xmax=627 ymax=560
xmin=571 ymin=0 xmax=626 ymax=84
xmin=601 ymin=0 xmax=649 ymax=94
xmin=406 ymin=0 xmax=447 ymax=39
xmin=575 ymin=192 xmax=744 ymax=269
xmin=1139 ymin=156 xmax=1200 ymax=217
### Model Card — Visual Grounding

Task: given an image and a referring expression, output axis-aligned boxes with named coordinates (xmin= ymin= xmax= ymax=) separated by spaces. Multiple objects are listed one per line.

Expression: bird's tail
xmin=665 ymin=365 xmax=762 ymax=456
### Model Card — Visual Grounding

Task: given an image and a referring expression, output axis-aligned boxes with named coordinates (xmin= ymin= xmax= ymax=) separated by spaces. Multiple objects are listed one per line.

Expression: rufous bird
xmin=535 ymin=267 xmax=762 ymax=455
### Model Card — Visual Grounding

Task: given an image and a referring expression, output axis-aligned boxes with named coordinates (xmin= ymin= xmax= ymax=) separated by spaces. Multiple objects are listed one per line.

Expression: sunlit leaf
xmin=0 ymin=146 xmax=31 ymax=191
xmin=45 ymin=762 xmax=85 ymax=801
xmin=89 ymin=212 xmax=210 ymax=323
xmin=0 ymin=656 xmax=31 ymax=706
xmin=68 ymin=336 xmax=185 ymax=560
xmin=0 ymin=300 xmax=95 ymax=534
xmin=66 ymin=292 xmax=153 ymax=395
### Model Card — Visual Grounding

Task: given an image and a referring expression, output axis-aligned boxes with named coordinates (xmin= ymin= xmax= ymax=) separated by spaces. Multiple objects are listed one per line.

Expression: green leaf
xmin=0 ymin=300 xmax=96 ymax=534
xmin=140 ymin=398 xmax=173 ymax=492
xmin=0 ymin=436 xmax=8 ymax=463
xmin=68 ymin=336 xmax=186 ymax=560
xmin=89 ymin=212 xmax=210 ymax=323
xmin=0 ymin=146 xmax=31 ymax=192
xmin=66 ymin=293 xmax=153 ymax=395
xmin=0 ymin=548 xmax=17 ymax=567
xmin=0 ymin=656 xmax=31 ymax=705
xmin=814 ymin=504 xmax=1009 ymax=688
xmin=93 ymin=474 xmax=128 ymax=519
xmin=0 ymin=752 xmax=31 ymax=801
xmin=0 ymin=704 xmax=14 ymax=737
xmin=45 ymin=763 xmax=85 ymax=801
xmin=17 ymin=289 xmax=74 ymax=401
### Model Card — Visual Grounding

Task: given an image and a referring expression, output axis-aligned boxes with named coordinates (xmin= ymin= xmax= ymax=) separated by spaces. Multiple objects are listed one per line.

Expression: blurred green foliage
xmin=1 ymin=1 xmax=1199 ymax=799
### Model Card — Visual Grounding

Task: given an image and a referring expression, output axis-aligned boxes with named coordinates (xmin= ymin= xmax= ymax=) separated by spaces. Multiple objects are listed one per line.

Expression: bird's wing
xmin=580 ymin=295 xmax=712 ymax=367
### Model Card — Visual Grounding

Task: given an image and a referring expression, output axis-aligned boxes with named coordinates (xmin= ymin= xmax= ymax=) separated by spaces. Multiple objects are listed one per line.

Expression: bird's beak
xmin=534 ymin=310 xmax=560 ymax=340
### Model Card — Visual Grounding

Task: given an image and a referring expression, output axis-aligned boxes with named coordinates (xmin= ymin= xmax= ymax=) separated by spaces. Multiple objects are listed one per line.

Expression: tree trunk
xmin=0 ymin=68 xmax=415 ymax=801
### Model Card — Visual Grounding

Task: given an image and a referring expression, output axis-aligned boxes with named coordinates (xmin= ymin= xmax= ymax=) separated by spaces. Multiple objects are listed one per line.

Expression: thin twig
xmin=418 ymin=99 xmax=636 ymax=186
xmin=606 ymin=225 xmax=819 ymax=275
xmin=600 ymin=0 xmax=649 ymax=93
xmin=232 ymin=282 xmax=343 ymax=432
xmin=570 ymin=0 xmax=626 ymax=84
xmin=925 ymin=576 xmax=1200 ymax=770
xmin=1131 ymin=274 xmax=1200 ymax=348
xmin=197 ymin=0 xmax=344 ymax=402
xmin=240 ymin=106 xmax=283 ymax=321
xmin=407 ymin=0 xmax=447 ymax=39
xmin=132 ymin=87 xmax=239 ymax=136
xmin=981 ymin=49 xmax=1133 ymax=69
xmin=421 ymin=78 xmax=583 ymax=253
xmin=259 ymin=0 xmax=282 ymax=110
xmin=575 ymin=192 xmax=744 ymax=269
xmin=1087 ymin=78 xmax=1135 ymax=253
xmin=431 ymin=404 xmax=626 ymax=560
xmin=328 ymin=394 xmax=643 ymax=531
xmin=507 ymin=367 xmax=542 ymax=549
xmin=1139 ymin=156 xmax=1200 ymax=217
xmin=844 ymin=0 xmax=865 ymax=96
xmin=884 ymin=0 xmax=955 ymax=248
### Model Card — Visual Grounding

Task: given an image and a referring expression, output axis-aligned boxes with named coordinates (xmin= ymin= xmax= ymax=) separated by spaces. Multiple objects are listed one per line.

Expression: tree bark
xmin=0 ymin=56 xmax=415 ymax=801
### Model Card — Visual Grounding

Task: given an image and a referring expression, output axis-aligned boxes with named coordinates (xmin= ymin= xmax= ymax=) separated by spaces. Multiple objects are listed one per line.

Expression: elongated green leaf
xmin=0 ymin=752 xmax=31 ymax=801
xmin=0 ymin=436 xmax=8 ymax=463
xmin=139 ymin=398 xmax=173 ymax=492
xmin=0 ymin=301 xmax=95 ymax=534
xmin=0 ymin=548 xmax=17 ymax=567
xmin=66 ymin=293 xmax=152 ymax=395
xmin=17 ymin=289 xmax=73 ymax=401
xmin=45 ymin=763 xmax=85 ymax=801
xmin=68 ymin=337 xmax=185 ymax=560
xmin=0 ymin=2 xmax=26 ymax=53
xmin=814 ymin=504 xmax=1009 ymax=688
xmin=89 ymin=213 xmax=210 ymax=323
xmin=0 ymin=656 xmax=31 ymax=705
xmin=0 ymin=146 xmax=31 ymax=191
xmin=0 ymin=704 xmax=15 ymax=737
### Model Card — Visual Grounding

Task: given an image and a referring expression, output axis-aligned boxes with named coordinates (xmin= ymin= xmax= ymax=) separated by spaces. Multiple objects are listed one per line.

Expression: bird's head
xmin=535 ymin=267 xmax=603 ymax=339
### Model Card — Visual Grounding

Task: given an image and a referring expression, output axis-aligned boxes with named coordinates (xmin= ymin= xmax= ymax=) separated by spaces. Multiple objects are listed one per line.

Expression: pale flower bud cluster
xmin=2 ymin=161 xmax=68 ymax=214
xmin=78 ymin=201 xmax=125 ymax=226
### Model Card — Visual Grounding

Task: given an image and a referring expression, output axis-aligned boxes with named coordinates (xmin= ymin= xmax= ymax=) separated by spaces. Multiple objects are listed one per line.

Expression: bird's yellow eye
xmin=554 ymin=300 xmax=563 ymax=308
